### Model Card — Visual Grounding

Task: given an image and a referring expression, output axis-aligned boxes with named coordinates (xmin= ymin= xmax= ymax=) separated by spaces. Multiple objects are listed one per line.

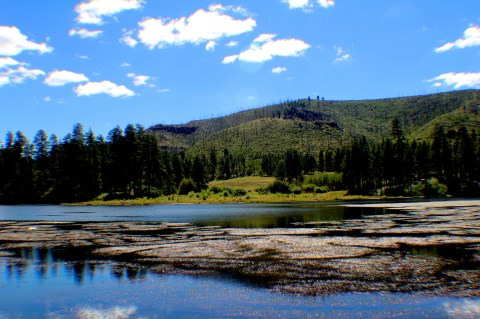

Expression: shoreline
xmin=69 ymin=191 xmax=408 ymax=206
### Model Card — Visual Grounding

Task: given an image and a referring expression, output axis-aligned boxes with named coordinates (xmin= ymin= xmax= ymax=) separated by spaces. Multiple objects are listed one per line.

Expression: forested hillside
xmin=1 ymin=89 xmax=479 ymax=203
xmin=149 ymin=90 xmax=480 ymax=155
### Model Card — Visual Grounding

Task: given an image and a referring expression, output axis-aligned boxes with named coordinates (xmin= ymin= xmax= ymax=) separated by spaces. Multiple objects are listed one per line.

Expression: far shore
xmin=70 ymin=190 xmax=409 ymax=206
xmin=63 ymin=191 xmax=475 ymax=207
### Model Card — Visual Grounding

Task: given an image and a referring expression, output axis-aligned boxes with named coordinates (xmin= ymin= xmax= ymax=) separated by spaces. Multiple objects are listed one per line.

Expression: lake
xmin=0 ymin=202 xmax=386 ymax=227
xmin=0 ymin=201 xmax=479 ymax=318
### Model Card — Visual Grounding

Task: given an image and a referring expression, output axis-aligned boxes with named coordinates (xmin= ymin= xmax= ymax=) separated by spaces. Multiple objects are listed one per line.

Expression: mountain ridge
xmin=148 ymin=89 xmax=480 ymax=154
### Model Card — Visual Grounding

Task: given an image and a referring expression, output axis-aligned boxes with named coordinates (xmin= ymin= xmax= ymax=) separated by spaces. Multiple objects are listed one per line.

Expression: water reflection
xmin=76 ymin=305 xmax=137 ymax=319
xmin=194 ymin=205 xmax=389 ymax=228
xmin=0 ymin=202 xmax=391 ymax=227
xmin=4 ymin=247 xmax=148 ymax=284
xmin=1 ymin=247 xmax=480 ymax=319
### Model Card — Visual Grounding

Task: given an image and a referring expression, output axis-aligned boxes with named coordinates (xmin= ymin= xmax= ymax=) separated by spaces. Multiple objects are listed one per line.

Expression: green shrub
xmin=144 ymin=187 xmax=162 ymax=198
xmin=302 ymin=184 xmax=316 ymax=193
xmin=231 ymin=188 xmax=247 ymax=196
xmin=255 ymin=186 xmax=270 ymax=195
xmin=315 ymin=186 xmax=329 ymax=194
xmin=178 ymin=178 xmax=196 ymax=195
xmin=424 ymin=178 xmax=448 ymax=197
xmin=304 ymin=172 xmax=343 ymax=190
xmin=410 ymin=178 xmax=448 ymax=198
xmin=209 ymin=186 xmax=224 ymax=194
xmin=291 ymin=186 xmax=302 ymax=194
xmin=268 ymin=180 xmax=291 ymax=194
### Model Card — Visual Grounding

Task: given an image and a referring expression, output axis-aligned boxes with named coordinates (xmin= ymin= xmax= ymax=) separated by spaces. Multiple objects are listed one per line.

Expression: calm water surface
xmin=1 ymin=257 xmax=476 ymax=319
xmin=0 ymin=202 xmax=386 ymax=227
xmin=0 ymin=202 xmax=478 ymax=318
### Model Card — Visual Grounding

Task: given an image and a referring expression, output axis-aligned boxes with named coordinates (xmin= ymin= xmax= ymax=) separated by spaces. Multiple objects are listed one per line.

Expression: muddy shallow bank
xmin=0 ymin=201 xmax=479 ymax=296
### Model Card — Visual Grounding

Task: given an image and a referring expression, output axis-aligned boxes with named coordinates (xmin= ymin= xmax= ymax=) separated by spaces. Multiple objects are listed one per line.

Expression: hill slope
xmin=148 ymin=90 xmax=480 ymax=154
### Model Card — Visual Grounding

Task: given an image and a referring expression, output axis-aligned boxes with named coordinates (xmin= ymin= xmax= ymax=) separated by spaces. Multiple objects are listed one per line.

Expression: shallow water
xmin=1 ymin=201 xmax=479 ymax=318
xmin=1 ymin=258 xmax=477 ymax=319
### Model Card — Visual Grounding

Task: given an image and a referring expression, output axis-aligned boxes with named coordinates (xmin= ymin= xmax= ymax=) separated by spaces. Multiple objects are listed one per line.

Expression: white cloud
xmin=75 ymin=80 xmax=135 ymax=97
xmin=334 ymin=46 xmax=351 ymax=63
xmin=318 ymin=0 xmax=335 ymax=8
xmin=157 ymin=88 xmax=170 ymax=93
xmin=226 ymin=40 xmax=239 ymax=47
xmin=43 ymin=96 xmax=51 ymax=102
xmin=0 ymin=26 xmax=53 ymax=56
xmin=127 ymin=72 xmax=151 ymax=86
xmin=0 ymin=66 xmax=45 ymax=87
xmin=120 ymin=29 xmax=138 ymax=47
xmin=0 ymin=76 xmax=9 ymax=87
xmin=272 ymin=66 xmax=287 ymax=73
xmin=283 ymin=0 xmax=310 ymax=9
xmin=208 ymin=4 xmax=252 ymax=17
xmin=44 ymin=70 xmax=89 ymax=87
xmin=76 ymin=54 xmax=90 ymax=59
xmin=0 ymin=57 xmax=21 ymax=68
xmin=206 ymin=40 xmax=216 ymax=51
xmin=282 ymin=0 xmax=334 ymax=10
xmin=137 ymin=7 xmax=256 ymax=49
xmin=435 ymin=24 xmax=480 ymax=53
xmin=253 ymin=34 xmax=276 ymax=43
xmin=75 ymin=0 xmax=145 ymax=25
xmin=222 ymin=55 xmax=239 ymax=64
xmin=428 ymin=72 xmax=480 ymax=89
xmin=224 ymin=34 xmax=310 ymax=63
xmin=69 ymin=28 xmax=103 ymax=38
xmin=120 ymin=62 xmax=131 ymax=67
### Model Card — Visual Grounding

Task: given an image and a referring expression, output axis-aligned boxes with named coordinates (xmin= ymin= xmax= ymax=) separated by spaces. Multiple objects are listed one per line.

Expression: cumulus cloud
xmin=137 ymin=6 xmax=256 ymax=49
xmin=435 ymin=24 xmax=480 ymax=53
xmin=0 ymin=57 xmax=21 ymax=68
xmin=282 ymin=0 xmax=334 ymax=10
xmin=334 ymin=46 xmax=351 ymax=63
xmin=75 ymin=0 xmax=145 ymax=25
xmin=44 ymin=70 xmax=89 ymax=86
xmin=75 ymin=80 xmax=135 ymax=97
xmin=272 ymin=66 xmax=287 ymax=73
xmin=69 ymin=27 xmax=103 ymax=38
xmin=0 ymin=66 xmax=45 ymax=87
xmin=222 ymin=55 xmax=239 ymax=64
xmin=127 ymin=72 xmax=151 ymax=86
xmin=0 ymin=75 xmax=9 ymax=87
xmin=222 ymin=34 xmax=310 ymax=63
xmin=120 ymin=62 xmax=131 ymax=67
xmin=157 ymin=88 xmax=170 ymax=93
xmin=0 ymin=26 xmax=52 ymax=56
xmin=428 ymin=72 xmax=480 ymax=89
xmin=205 ymin=40 xmax=217 ymax=51
xmin=120 ymin=29 xmax=138 ymax=47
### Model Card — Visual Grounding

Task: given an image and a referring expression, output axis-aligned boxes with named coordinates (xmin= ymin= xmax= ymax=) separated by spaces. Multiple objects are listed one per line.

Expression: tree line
xmin=341 ymin=120 xmax=480 ymax=196
xmin=1 ymin=120 xmax=479 ymax=203
xmin=0 ymin=123 xmax=208 ymax=203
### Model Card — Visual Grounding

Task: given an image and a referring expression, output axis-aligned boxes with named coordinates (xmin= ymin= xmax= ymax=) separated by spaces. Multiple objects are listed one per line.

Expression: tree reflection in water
xmin=2 ymin=247 xmax=148 ymax=284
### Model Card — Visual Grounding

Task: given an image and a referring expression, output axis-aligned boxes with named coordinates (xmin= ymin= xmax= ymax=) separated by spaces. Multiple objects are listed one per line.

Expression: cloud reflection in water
xmin=77 ymin=306 xmax=137 ymax=319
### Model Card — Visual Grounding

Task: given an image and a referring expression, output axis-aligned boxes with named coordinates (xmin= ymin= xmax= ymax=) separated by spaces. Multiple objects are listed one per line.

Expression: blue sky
xmin=1 ymin=0 xmax=480 ymax=140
